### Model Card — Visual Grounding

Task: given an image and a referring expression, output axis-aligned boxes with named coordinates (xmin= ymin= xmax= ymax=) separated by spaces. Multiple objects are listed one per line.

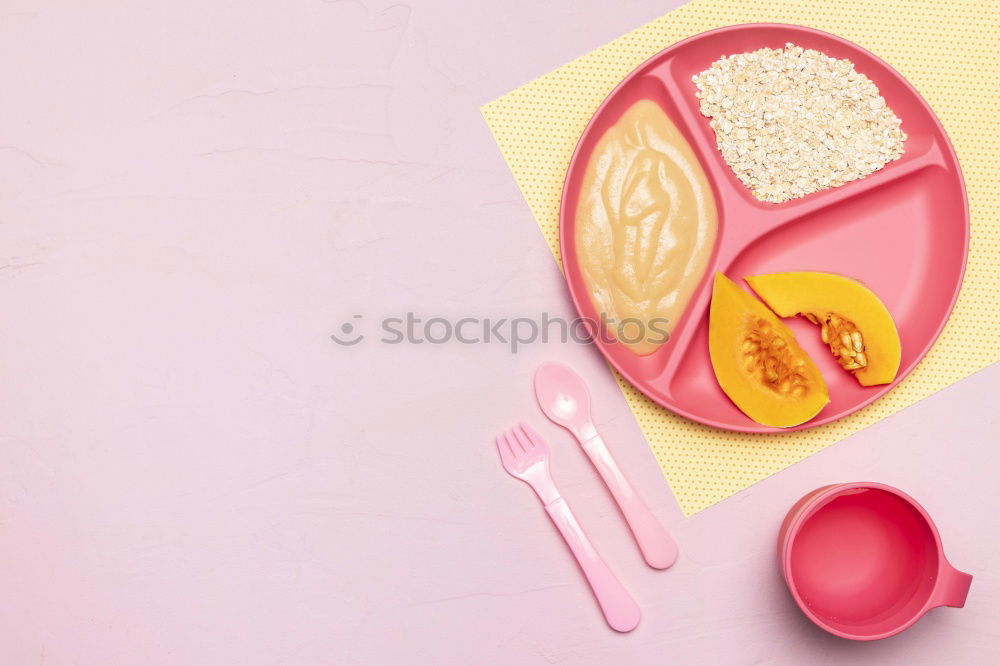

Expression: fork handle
xmin=544 ymin=497 xmax=641 ymax=632
xmin=582 ymin=435 xmax=677 ymax=570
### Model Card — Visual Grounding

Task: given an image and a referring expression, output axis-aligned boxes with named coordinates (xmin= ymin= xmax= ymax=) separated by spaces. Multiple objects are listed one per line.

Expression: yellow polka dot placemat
xmin=481 ymin=0 xmax=1000 ymax=515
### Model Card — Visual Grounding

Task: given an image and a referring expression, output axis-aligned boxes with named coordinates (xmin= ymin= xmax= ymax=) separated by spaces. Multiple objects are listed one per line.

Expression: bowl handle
xmin=931 ymin=563 xmax=973 ymax=608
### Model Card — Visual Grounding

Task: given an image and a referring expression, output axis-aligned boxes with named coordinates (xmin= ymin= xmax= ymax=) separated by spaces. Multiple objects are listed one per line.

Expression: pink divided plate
xmin=559 ymin=24 xmax=969 ymax=433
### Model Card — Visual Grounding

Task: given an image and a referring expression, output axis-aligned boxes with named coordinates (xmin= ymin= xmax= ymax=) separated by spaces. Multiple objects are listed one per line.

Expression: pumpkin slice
xmin=745 ymin=272 xmax=901 ymax=387
xmin=709 ymin=273 xmax=829 ymax=427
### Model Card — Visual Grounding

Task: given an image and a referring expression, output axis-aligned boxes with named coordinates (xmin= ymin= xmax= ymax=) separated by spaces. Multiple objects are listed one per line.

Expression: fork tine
xmin=505 ymin=431 xmax=523 ymax=455
xmin=500 ymin=430 xmax=517 ymax=455
xmin=519 ymin=422 xmax=546 ymax=451
xmin=496 ymin=434 xmax=515 ymax=467
xmin=511 ymin=425 xmax=532 ymax=453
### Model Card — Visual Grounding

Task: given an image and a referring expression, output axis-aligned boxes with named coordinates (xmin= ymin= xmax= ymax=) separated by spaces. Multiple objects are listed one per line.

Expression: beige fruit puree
xmin=575 ymin=99 xmax=718 ymax=355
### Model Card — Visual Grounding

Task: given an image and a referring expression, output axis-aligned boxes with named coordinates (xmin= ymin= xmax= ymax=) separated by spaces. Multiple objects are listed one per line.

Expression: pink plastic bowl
xmin=778 ymin=483 xmax=972 ymax=640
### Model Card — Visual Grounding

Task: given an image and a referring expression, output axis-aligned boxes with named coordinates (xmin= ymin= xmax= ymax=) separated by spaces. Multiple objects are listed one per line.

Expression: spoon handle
xmin=581 ymin=434 xmax=678 ymax=569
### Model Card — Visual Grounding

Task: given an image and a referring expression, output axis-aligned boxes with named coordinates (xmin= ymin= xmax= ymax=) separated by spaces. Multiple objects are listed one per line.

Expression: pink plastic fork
xmin=496 ymin=423 xmax=641 ymax=633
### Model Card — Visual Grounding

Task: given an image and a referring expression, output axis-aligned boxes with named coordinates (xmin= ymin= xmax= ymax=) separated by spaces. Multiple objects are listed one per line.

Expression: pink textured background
xmin=0 ymin=1 xmax=997 ymax=663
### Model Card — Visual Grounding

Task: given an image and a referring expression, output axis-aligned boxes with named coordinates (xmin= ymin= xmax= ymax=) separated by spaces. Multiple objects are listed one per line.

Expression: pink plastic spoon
xmin=534 ymin=363 xmax=678 ymax=569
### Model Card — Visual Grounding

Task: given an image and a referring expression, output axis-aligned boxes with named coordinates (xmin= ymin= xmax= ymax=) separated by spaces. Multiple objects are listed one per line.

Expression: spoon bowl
xmin=534 ymin=363 xmax=596 ymax=440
